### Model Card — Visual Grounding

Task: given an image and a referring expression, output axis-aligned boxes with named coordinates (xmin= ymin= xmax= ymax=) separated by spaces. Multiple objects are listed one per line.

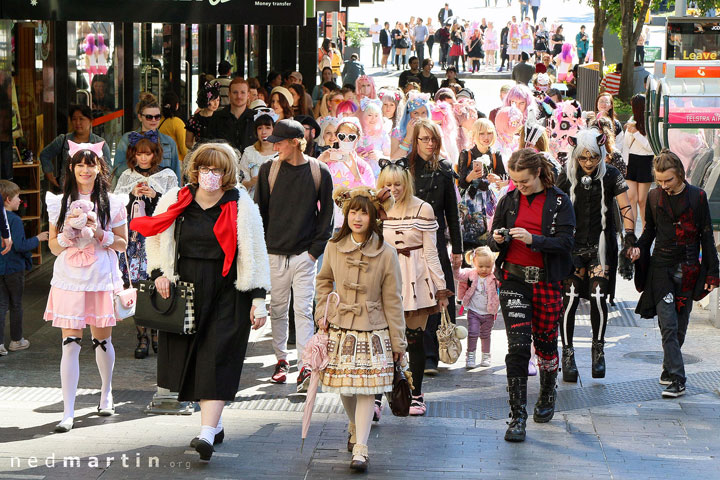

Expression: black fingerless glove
xmin=623 ymin=231 xmax=637 ymax=252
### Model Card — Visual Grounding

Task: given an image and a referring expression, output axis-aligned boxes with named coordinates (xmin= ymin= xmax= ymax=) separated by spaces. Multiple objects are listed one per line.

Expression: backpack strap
xmin=308 ymin=157 xmax=321 ymax=194
xmin=268 ymin=157 xmax=321 ymax=195
xmin=268 ymin=159 xmax=282 ymax=195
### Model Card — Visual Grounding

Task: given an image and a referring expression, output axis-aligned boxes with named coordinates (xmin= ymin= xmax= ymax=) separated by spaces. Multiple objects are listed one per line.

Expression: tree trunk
xmin=618 ymin=0 xmax=652 ymax=102
xmin=592 ymin=0 xmax=608 ymax=70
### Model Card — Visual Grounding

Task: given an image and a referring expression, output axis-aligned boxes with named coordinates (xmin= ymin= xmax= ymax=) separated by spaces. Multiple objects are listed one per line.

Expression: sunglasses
xmin=143 ymin=114 xmax=162 ymax=121
xmin=337 ymin=133 xmax=358 ymax=142
xmin=331 ymin=98 xmax=343 ymax=104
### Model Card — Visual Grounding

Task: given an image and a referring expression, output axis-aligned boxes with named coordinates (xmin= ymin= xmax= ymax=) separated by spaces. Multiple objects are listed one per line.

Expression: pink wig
xmin=85 ymin=34 xmax=96 ymax=56
xmin=97 ymin=33 xmax=108 ymax=53
xmin=560 ymin=43 xmax=573 ymax=63
xmin=495 ymin=106 xmax=524 ymax=137
xmin=503 ymin=85 xmax=534 ymax=120
xmin=355 ymin=75 xmax=377 ymax=100
xmin=359 ymin=98 xmax=383 ymax=136
xmin=336 ymin=100 xmax=358 ymax=118
xmin=431 ymin=101 xmax=460 ymax=164
xmin=453 ymin=99 xmax=477 ymax=151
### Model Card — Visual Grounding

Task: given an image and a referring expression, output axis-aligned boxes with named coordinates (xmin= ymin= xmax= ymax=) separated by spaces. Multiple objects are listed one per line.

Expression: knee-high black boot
xmin=396 ymin=54 xmax=400 ymax=70
xmin=406 ymin=328 xmax=425 ymax=396
xmin=505 ymin=377 xmax=528 ymax=442
xmin=533 ymin=369 xmax=558 ymax=423
xmin=402 ymin=54 xmax=407 ymax=68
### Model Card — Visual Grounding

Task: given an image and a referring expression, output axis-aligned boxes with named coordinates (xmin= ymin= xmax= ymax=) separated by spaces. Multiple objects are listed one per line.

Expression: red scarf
xmin=130 ymin=186 xmax=238 ymax=277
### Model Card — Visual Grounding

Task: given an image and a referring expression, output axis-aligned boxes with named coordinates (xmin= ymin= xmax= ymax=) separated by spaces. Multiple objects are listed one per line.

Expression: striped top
xmin=600 ymin=72 xmax=622 ymax=96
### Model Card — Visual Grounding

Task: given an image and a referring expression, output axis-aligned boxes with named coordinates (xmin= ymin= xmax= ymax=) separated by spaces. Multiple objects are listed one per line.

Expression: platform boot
xmin=504 ymin=377 xmax=528 ymax=442
xmin=562 ymin=346 xmax=578 ymax=382
xmin=591 ymin=340 xmax=606 ymax=378
xmin=533 ymin=369 xmax=558 ymax=423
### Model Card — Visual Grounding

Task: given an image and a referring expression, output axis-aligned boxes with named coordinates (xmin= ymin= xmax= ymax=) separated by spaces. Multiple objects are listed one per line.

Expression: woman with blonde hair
xmin=377 ymin=160 xmax=450 ymax=416
xmin=131 ymin=142 xmax=270 ymax=462
xmin=403 ymin=119 xmax=462 ymax=374
xmin=457 ymin=118 xmax=507 ymax=250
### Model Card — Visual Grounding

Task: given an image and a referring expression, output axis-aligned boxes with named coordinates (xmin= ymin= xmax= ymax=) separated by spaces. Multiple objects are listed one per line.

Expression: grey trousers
xmin=655 ymin=274 xmax=692 ymax=384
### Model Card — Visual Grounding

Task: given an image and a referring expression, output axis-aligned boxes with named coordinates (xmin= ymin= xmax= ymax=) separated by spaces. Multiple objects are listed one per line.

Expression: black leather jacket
xmin=408 ymin=156 xmax=463 ymax=254
xmin=488 ymin=186 xmax=576 ymax=283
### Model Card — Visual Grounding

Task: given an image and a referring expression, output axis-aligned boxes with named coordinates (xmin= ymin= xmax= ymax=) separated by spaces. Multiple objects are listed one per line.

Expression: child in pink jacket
xmin=455 ymin=246 xmax=499 ymax=368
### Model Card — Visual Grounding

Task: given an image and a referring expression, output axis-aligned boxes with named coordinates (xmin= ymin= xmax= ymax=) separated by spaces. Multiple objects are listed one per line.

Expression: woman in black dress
xmin=404 ymin=118 xmax=462 ymax=374
xmin=185 ymin=83 xmax=221 ymax=150
xmin=132 ymin=142 xmax=271 ymax=462
xmin=551 ymin=26 xmax=565 ymax=57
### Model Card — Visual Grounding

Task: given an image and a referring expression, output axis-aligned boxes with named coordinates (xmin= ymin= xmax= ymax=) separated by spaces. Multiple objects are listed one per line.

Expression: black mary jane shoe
xmin=190 ymin=429 xmax=224 ymax=448
xmin=151 ymin=331 xmax=159 ymax=354
xmin=194 ymin=439 xmax=214 ymax=462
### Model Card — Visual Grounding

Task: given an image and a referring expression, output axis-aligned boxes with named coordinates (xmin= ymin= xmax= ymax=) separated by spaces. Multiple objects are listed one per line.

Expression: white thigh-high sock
xmin=60 ymin=337 xmax=82 ymax=422
xmin=340 ymin=394 xmax=357 ymax=425
xmin=354 ymin=395 xmax=375 ymax=447
xmin=199 ymin=425 xmax=215 ymax=445
xmin=92 ymin=336 xmax=115 ymax=409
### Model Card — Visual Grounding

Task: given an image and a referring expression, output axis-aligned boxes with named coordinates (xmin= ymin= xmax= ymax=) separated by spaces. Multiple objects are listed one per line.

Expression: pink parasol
xmin=301 ymin=292 xmax=340 ymax=452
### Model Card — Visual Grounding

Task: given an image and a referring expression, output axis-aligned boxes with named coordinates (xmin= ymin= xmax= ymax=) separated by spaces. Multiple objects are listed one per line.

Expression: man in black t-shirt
xmin=398 ymin=56 xmax=421 ymax=90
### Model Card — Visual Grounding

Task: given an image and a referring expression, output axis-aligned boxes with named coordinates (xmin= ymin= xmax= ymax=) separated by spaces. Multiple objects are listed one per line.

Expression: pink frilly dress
xmin=483 ymin=28 xmax=498 ymax=51
xmin=323 ymin=153 xmax=376 ymax=229
xmin=43 ymin=192 xmax=128 ymax=329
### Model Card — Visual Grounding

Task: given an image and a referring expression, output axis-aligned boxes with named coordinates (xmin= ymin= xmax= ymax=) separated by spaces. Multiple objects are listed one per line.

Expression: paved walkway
xmin=1 ymin=260 xmax=720 ymax=478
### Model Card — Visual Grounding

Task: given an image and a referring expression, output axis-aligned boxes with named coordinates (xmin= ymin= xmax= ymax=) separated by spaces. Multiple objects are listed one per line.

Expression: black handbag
xmin=134 ymin=216 xmax=196 ymax=335
xmin=387 ymin=361 xmax=411 ymax=417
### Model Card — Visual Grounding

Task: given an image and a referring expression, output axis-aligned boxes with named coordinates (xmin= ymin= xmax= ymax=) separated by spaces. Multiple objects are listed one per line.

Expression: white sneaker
xmin=480 ymin=353 xmax=491 ymax=367
xmin=466 ymin=351 xmax=476 ymax=369
xmin=0 ymin=345 xmax=7 ymax=356
xmin=8 ymin=338 xmax=30 ymax=351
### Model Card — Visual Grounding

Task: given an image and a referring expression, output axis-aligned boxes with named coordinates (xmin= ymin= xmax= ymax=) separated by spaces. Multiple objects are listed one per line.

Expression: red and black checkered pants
xmin=499 ymin=271 xmax=563 ymax=377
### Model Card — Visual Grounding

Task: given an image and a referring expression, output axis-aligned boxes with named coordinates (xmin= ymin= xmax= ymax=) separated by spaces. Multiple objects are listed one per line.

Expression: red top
xmin=505 ymin=191 xmax=545 ymax=268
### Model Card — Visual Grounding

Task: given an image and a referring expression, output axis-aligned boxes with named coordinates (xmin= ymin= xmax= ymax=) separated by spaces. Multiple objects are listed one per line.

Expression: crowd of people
xmin=0 ymin=5 xmax=712 ymax=474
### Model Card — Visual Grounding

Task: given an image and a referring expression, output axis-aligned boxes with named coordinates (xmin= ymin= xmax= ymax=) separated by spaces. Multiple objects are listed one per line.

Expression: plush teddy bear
xmin=64 ymin=199 xmax=97 ymax=240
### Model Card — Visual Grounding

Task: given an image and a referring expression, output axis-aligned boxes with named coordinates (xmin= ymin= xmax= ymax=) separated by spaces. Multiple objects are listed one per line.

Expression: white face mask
xmin=338 ymin=140 xmax=356 ymax=152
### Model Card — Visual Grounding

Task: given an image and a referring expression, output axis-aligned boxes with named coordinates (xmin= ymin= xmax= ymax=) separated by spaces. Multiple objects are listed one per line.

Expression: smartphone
xmin=472 ymin=159 xmax=483 ymax=169
xmin=329 ymin=150 xmax=344 ymax=161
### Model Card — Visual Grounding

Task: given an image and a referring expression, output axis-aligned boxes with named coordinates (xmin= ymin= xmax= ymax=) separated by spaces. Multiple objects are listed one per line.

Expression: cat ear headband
xmin=378 ymin=158 xmax=409 ymax=171
xmin=68 ymin=140 xmax=105 ymax=158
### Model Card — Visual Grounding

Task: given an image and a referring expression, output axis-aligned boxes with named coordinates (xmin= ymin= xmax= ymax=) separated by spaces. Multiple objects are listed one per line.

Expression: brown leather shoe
xmin=349 ymin=444 xmax=368 ymax=472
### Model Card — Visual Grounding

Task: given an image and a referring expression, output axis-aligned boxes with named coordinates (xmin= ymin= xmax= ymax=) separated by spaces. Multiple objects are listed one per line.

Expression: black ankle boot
xmin=134 ymin=332 xmax=149 ymax=359
xmin=562 ymin=346 xmax=578 ymax=383
xmin=504 ymin=377 xmax=528 ymax=442
xmin=592 ymin=340 xmax=606 ymax=378
xmin=533 ymin=370 xmax=557 ymax=423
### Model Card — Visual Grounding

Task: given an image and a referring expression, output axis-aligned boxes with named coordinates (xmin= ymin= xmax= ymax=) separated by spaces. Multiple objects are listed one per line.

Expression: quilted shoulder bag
xmin=437 ymin=307 xmax=462 ymax=364
xmin=134 ymin=216 xmax=196 ymax=335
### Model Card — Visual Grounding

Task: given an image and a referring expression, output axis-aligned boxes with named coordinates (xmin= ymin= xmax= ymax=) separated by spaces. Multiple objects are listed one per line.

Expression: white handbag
xmin=114 ymin=252 xmax=137 ymax=320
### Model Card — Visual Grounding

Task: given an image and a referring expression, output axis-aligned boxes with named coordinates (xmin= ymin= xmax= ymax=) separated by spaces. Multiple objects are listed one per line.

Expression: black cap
xmin=294 ymin=115 xmax=321 ymax=139
xmin=267 ymin=119 xmax=305 ymax=143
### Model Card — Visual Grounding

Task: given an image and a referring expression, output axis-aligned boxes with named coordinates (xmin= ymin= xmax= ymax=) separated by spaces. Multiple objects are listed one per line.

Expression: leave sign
xmin=0 ymin=0 xmax=306 ymax=26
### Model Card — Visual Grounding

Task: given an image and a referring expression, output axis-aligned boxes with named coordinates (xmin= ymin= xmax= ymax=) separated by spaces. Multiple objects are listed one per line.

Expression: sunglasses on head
xmin=143 ymin=114 xmax=162 ymax=121
xmin=337 ymin=133 xmax=357 ymax=142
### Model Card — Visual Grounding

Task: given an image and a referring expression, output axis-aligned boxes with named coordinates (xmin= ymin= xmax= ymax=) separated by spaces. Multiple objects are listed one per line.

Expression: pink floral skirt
xmin=43 ymin=286 xmax=118 ymax=329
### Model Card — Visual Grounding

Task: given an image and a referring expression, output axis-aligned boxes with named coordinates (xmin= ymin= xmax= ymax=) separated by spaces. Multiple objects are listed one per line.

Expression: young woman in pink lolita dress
xmin=44 ymin=141 xmax=129 ymax=433
xmin=317 ymin=117 xmax=376 ymax=230
xmin=356 ymin=98 xmax=391 ymax=177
